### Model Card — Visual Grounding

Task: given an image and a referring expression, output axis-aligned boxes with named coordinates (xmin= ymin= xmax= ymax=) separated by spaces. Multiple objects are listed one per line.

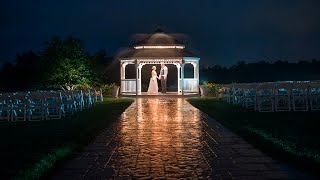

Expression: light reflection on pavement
xmin=53 ymin=97 xmax=309 ymax=179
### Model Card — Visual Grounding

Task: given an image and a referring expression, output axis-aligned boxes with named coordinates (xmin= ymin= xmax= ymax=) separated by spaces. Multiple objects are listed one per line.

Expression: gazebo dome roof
xmin=118 ymin=31 xmax=197 ymax=60
xmin=134 ymin=32 xmax=184 ymax=46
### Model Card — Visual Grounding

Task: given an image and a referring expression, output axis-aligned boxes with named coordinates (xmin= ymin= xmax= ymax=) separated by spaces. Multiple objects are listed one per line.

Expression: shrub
xmin=100 ymin=83 xmax=118 ymax=96
xmin=201 ymin=81 xmax=219 ymax=94
xmin=75 ymin=84 xmax=92 ymax=90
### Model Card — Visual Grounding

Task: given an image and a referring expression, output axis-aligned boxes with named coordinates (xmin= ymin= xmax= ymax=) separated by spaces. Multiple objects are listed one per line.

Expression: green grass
xmin=0 ymin=98 xmax=134 ymax=179
xmin=187 ymin=97 xmax=320 ymax=177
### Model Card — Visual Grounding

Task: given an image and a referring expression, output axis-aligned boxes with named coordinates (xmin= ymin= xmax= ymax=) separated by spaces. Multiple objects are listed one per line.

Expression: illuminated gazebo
xmin=118 ymin=31 xmax=200 ymax=95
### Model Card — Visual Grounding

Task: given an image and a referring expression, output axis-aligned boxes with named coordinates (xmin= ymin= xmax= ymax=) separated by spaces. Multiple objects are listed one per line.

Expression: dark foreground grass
xmin=188 ymin=97 xmax=320 ymax=177
xmin=0 ymin=98 xmax=134 ymax=180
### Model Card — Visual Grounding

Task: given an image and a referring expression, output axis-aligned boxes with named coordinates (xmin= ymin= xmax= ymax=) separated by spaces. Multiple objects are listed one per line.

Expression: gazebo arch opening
xmin=124 ymin=64 xmax=136 ymax=79
xmin=184 ymin=63 xmax=194 ymax=78
xmin=141 ymin=64 xmax=178 ymax=92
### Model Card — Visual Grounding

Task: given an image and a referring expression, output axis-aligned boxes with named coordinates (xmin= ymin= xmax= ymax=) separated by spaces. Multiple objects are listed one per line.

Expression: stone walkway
xmin=53 ymin=97 xmax=309 ymax=179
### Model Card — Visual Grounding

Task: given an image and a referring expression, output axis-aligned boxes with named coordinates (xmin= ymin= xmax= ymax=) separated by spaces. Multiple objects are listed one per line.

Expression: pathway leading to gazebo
xmin=53 ymin=97 xmax=308 ymax=179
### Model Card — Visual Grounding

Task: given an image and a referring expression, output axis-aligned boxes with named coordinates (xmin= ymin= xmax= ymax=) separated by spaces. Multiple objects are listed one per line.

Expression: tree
xmin=91 ymin=49 xmax=113 ymax=84
xmin=14 ymin=50 xmax=40 ymax=90
xmin=40 ymin=36 xmax=96 ymax=90
xmin=104 ymin=60 xmax=120 ymax=84
xmin=0 ymin=62 xmax=14 ymax=91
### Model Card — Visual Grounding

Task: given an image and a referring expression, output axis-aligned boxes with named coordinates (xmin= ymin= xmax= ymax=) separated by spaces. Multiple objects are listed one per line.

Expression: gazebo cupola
xmin=118 ymin=31 xmax=200 ymax=95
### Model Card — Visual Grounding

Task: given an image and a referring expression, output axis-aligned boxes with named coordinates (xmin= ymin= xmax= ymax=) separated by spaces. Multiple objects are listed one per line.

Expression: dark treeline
xmin=0 ymin=51 xmax=40 ymax=91
xmin=200 ymin=60 xmax=320 ymax=84
xmin=1 ymin=39 xmax=320 ymax=92
xmin=0 ymin=49 xmax=118 ymax=92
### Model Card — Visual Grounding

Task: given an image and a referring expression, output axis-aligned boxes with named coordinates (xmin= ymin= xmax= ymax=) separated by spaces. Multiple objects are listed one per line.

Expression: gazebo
xmin=118 ymin=31 xmax=200 ymax=95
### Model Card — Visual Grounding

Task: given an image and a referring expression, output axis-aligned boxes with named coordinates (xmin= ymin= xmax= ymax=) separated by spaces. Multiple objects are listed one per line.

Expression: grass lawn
xmin=187 ymin=97 xmax=320 ymax=177
xmin=0 ymin=98 xmax=134 ymax=179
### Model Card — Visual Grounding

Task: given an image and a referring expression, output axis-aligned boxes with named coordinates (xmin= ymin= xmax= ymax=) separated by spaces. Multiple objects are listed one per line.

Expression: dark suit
xmin=160 ymin=66 xmax=168 ymax=93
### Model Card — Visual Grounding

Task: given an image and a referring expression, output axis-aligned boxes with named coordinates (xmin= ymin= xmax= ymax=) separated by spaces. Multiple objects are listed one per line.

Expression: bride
xmin=147 ymin=66 xmax=159 ymax=94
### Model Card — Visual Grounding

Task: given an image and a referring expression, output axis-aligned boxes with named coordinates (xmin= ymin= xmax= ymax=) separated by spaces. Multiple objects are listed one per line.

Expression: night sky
xmin=1 ymin=0 xmax=320 ymax=67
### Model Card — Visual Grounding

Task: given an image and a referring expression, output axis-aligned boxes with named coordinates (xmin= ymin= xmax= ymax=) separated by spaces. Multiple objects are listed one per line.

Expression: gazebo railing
xmin=121 ymin=79 xmax=136 ymax=94
xmin=183 ymin=78 xmax=198 ymax=92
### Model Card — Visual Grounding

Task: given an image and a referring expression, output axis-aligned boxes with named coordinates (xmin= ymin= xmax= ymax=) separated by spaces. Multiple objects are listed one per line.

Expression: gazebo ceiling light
xmin=134 ymin=45 xmax=185 ymax=49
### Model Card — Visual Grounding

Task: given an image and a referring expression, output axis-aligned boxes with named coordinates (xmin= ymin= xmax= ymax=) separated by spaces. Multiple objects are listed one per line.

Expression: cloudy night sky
xmin=1 ymin=0 xmax=320 ymax=67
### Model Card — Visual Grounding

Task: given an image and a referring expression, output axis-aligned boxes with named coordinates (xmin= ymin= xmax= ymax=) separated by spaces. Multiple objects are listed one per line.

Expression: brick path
xmin=53 ymin=97 xmax=309 ymax=179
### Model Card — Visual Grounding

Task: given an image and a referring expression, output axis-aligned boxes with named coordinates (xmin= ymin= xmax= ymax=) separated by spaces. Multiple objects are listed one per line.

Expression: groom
xmin=158 ymin=63 xmax=168 ymax=93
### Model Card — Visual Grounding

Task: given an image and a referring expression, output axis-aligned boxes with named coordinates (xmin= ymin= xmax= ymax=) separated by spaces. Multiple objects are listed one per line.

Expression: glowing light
xmin=134 ymin=45 xmax=185 ymax=49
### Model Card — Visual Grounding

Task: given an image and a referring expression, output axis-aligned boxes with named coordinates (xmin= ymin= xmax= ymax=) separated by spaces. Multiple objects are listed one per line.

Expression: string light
xmin=134 ymin=45 xmax=185 ymax=49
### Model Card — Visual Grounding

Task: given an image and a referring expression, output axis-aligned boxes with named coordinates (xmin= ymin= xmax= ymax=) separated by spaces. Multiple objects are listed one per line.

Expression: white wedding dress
xmin=147 ymin=70 xmax=158 ymax=94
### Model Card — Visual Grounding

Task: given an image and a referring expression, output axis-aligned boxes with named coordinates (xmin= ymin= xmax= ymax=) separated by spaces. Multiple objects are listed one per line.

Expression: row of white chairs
xmin=218 ymin=81 xmax=320 ymax=112
xmin=0 ymin=89 xmax=103 ymax=122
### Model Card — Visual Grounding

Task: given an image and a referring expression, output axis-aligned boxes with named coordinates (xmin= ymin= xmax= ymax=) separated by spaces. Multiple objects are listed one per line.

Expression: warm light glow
xmin=120 ymin=58 xmax=182 ymax=62
xmin=134 ymin=45 xmax=185 ymax=49
xmin=120 ymin=98 xmax=201 ymax=154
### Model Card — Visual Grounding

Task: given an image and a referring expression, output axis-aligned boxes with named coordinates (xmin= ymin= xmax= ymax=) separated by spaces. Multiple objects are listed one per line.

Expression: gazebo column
xmin=176 ymin=63 xmax=182 ymax=95
xmin=195 ymin=62 xmax=199 ymax=90
xmin=181 ymin=63 xmax=185 ymax=95
xmin=135 ymin=60 xmax=139 ymax=95
xmin=193 ymin=62 xmax=199 ymax=92
xmin=137 ymin=63 xmax=143 ymax=95
xmin=193 ymin=63 xmax=197 ymax=79
xmin=120 ymin=62 xmax=127 ymax=93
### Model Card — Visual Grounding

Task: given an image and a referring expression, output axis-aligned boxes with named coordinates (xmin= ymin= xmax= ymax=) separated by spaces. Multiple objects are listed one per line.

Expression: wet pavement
xmin=53 ymin=97 xmax=308 ymax=179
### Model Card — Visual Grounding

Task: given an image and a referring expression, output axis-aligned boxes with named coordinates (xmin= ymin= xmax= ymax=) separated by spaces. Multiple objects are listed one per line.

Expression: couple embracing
xmin=147 ymin=63 xmax=168 ymax=95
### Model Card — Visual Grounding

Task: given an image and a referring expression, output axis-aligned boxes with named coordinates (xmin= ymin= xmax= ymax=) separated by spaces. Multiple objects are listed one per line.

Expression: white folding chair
xmin=292 ymin=82 xmax=309 ymax=111
xmin=26 ymin=92 xmax=45 ymax=121
xmin=72 ymin=90 xmax=84 ymax=111
xmin=60 ymin=91 xmax=77 ymax=115
xmin=274 ymin=83 xmax=292 ymax=111
xmin=0 ymin=93 xmax=12 ymax=122
xmin=231 ymin=84 xmax=244 ymax=106
xmin=82 ymin=89 xmax=93 ymax=109
xmin=90 ymin=89 xmax=98 ymax=105
xmin=242 ymin=83 xmax=257 ymax=110
xmin=95 ymin=88 xmax=104 ymax=102
xmin=221 ymin=85 xmax=232 ymax=103
xmin=309 ymin=82 xmax=320 ymax=111
xmin=44 ymin=91 xmax=64 ymax=120
xmin=11 ymin=92 xmax=28 ymax=121
xmin=256 ymin=83 xmax=275 ymax=112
